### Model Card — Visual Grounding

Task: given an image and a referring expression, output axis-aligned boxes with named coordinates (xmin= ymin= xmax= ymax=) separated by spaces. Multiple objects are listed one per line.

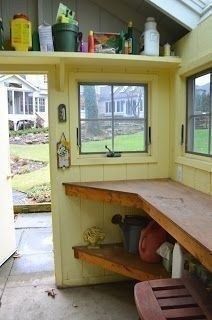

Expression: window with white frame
xmin=186 ymin=70 xmax=211 ymax=157
xmin=78 ymin=83 xmax=148 ymax=154
xmin=39 ymin=98 xmax=45 ymax=112
xmin=35 ymin=97 xmax=46 ymax=112
xmin=35 ymin=97 xmax=38 ymax=112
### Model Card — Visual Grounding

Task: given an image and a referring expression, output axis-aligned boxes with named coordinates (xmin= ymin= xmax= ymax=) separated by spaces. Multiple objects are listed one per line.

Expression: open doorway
xmin=4 ymin=74 xmax=51 ymax=207
xmin=0 ymin=73 xmax=54 ymax=294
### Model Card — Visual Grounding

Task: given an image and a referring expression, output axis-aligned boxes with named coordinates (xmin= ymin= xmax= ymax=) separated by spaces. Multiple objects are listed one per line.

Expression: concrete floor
xmin=0 ymin=213 xmax=138 ymax=320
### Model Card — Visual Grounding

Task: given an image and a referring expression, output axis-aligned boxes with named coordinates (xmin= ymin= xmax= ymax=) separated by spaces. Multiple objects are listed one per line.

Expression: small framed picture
xmin=58 ymin=104 xmax=67 ymax=122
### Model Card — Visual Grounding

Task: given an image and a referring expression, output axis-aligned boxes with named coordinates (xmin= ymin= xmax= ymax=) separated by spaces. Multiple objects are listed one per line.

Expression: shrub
xmin=9 ymin=127 xmax=49 ymax=137
xmin=27 ymin=184 xmax=51 ymax=203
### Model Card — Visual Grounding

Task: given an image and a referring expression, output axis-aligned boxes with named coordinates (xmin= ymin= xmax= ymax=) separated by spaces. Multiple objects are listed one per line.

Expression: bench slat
xmin=154 ymin=288 xmax=190 ymax=299
xmin=163 ymin=306 xmax=205 ymax=319
xmin=158 ymin=296 xmax=197 ymax=309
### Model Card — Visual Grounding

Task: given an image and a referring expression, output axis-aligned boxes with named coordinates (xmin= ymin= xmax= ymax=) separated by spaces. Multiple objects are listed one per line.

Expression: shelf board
xmin=0 ymin=51 xmax=181 ymax=70
xmin=73 ymin=243 xmax=168 ymax=281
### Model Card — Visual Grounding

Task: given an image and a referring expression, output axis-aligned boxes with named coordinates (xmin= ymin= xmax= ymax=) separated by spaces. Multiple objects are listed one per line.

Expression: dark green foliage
xmin=83 ymin=85 xmax=100 ymax=135
xmin=9 ymin=127 xmax=49 ymax=137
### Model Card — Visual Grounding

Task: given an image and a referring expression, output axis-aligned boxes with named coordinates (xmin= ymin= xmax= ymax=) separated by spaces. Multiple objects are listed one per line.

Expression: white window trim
xmin=69 ymin=72 xmax=159 ymax=166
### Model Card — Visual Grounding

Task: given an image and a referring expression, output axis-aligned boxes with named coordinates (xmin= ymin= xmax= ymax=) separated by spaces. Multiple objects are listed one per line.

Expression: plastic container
xmin=38 ymin=23 xmax=54 ymax=52
xmin=11 ymin=14 xmax=32 ymax=51
xmin=141 ymin=17 xmax=159 ymax=56
xmin=164 ymin=43 xmax=171 ymax=56
xmin=52 ymin=23 xmax=79 ymax=52
xmin=139 ymin=221 xmax=167 ymax=263
xmin=172 ymin=243 xmax=184 ymax=278
xmin=88 ymin=30 xmax=94 ymax=53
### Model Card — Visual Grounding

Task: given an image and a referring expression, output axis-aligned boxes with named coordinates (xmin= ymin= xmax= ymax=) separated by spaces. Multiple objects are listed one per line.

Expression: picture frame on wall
xmin=57 ymin=133 xmax=70 ymax=168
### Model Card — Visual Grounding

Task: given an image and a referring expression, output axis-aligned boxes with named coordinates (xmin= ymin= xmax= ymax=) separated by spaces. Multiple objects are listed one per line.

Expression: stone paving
xmin=0 ymin=213 xmax=138 ymax=320
xmin=12 ymin=190 xmax=28 ymax=205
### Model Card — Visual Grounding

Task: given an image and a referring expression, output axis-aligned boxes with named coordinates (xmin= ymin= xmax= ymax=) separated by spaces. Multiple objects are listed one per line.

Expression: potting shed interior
xmin=0 ymin=0 xmax=211 ymax=310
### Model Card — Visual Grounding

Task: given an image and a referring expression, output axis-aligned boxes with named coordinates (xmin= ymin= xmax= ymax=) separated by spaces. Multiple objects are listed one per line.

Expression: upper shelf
xmin=0 ymin=51 xmax=181 ymax=70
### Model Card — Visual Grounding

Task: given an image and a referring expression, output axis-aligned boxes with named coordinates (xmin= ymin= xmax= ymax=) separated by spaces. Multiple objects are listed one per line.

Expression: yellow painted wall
xmin=171 ymin=16 xmax=212 ymax=195
xmin=48 ymin=65 xmax=173 ymax=287
xmin=2 ymin=16 xmax=211 ymax=289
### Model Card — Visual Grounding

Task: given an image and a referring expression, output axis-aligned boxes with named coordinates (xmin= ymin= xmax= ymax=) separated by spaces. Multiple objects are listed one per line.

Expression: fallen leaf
xmin=45 ymin=289 xmax=56 ymax=298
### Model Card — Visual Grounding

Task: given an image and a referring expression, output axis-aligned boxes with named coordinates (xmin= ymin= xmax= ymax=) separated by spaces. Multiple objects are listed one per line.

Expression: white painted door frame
xmin=0 ymin=86 xmax=16 ymax=266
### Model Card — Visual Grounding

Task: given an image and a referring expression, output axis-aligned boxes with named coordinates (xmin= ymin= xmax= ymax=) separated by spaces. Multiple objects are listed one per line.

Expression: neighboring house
xmin=80 ymin=85 xmax=145 ymax=119
xmin=0 ymin=74 xmax=48 ymax=130
xmin=98 ymin=85 xmax=145 ymax=118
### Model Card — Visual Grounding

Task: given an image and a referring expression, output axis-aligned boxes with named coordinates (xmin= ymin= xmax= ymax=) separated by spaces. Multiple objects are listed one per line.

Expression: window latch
xmin=105 ymin=145 xmax=121 ymax=157
xmin=148 ymin=127 xmax=151 ymax=145
xmin=76 ymin=128 xmax=80 ymax=147
xmin=181 ymin=124 xmax=184 ymax=145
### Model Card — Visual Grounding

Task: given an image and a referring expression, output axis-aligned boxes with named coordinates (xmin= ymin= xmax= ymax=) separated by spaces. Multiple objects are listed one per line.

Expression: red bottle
xmin=139 ymin=221 xmax=166 ymax=263
xmin=88 ymin=30 xmax=94 ymax=53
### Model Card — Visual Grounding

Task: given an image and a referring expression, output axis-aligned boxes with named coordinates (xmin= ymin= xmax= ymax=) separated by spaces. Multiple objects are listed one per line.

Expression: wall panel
xmin=1 ymin=0 xmax=38 ymax=42
xmin=173 ymin=16 xmax=212 ymax=195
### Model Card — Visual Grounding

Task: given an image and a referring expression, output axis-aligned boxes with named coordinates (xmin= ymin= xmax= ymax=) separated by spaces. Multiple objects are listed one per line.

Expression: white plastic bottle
xmin=143 ymin=17 xmax=160 ymax=56
xmin=172 ymin=243 xmax=184 ymax=278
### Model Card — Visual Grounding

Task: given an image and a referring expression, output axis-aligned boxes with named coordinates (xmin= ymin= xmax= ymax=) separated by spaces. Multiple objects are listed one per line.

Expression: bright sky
xmin=195 ymin=73 xmax=210 ymax=86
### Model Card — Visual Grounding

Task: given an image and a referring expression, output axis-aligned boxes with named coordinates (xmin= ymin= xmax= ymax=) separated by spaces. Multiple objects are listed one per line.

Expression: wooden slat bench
xmin=134 ymin=278 xmax=212 ymax=319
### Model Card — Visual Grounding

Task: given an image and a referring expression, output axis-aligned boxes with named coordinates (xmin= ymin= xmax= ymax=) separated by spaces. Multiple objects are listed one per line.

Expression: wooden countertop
xmin=63 ymin=179 xmax=212 ymax=272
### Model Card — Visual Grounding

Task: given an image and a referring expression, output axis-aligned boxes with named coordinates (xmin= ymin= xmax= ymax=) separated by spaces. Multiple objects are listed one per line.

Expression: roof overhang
xmin=145 ymin=0 xmax=211 ymax=30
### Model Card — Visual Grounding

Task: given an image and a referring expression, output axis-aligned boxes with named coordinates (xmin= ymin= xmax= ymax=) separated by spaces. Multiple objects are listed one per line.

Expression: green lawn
xmin=9 ymin=128 xmax=209 ymax=192
xmin=10 ymin=144 xmax=49 ymax=162
xmin=10 ymin=144 xmax=50 ymax=192
xmin=194 ymin=129 xmax=210 ymax=154
xmin=12 ymin=165 xmax=50 ymax=193
xmin=81 ymin=132 xmax=145 ymax=153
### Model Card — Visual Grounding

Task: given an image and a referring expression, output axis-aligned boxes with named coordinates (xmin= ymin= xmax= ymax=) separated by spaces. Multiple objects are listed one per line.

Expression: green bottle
xmin=127 ymin=21 xmax=133 ymax=54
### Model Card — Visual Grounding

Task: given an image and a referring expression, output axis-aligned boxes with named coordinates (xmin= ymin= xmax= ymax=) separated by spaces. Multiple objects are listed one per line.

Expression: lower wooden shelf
xmin=73 ymin=243 xmax=168 ymax=281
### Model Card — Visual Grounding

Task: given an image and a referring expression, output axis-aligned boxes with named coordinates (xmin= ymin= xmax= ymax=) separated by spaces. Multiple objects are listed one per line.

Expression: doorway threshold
xmin=14 ymin=203 xmax=51 ymax=214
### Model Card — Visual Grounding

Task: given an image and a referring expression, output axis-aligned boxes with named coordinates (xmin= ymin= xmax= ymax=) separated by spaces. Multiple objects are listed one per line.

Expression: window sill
xmin=71 ymin=153 xmax=157 ymax=166
xmin=176 ymin=155 xmax=212 ymax=172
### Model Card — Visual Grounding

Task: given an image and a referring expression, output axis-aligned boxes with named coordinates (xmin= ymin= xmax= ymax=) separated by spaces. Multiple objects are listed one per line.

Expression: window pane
xmin=79 ymin=83 xmax=147 ymax=154
xmin=193 ymin=116 xmax=209 ymax=154
xmin=187 ymin=71 xmax=211 ymax=156
xmin=39 ymin=98 xmax=45 ymax=112
xmin=114 ymin=120 xmax=146 ymax=152
xmin=113 ymin=85 xmax=145 ymax=119
xmin=8 ymin=90 xmax=13 ymax=114
xmin=80 ymin=120 xmax=112 ymax=153
xmin=25 ymin=92 xmax=33 ymax=114
xmin=80 ymin=84 xmax=111 ymax=120
xmin=194 ymin=74 xmax=210 ymax=114
xmin=14 ymin=91 xmax=23 ymax=114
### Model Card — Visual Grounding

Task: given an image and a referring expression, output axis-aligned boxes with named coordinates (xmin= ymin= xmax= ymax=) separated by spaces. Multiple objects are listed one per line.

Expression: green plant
xmin=9 ymin=127 xmax=49 ymax=137
xmin=27 ymin=184 xmax=51 ymax=203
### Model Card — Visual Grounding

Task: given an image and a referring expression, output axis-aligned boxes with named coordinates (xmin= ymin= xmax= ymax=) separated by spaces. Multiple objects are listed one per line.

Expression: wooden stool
xmin=134 ymin=277 xmax=212 ymax=320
